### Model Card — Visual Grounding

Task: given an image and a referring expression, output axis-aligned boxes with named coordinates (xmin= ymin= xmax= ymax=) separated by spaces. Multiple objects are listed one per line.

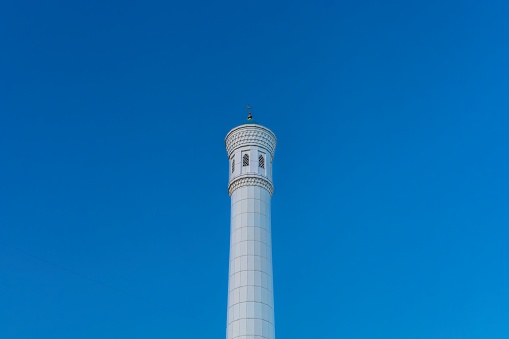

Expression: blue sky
xmin=1 ymin=1 xmax=509 ymax=338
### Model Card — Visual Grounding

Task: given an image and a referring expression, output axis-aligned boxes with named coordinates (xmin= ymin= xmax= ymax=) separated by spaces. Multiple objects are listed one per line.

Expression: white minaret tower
xmin=225 ymin=108 xmax=277 ymax=339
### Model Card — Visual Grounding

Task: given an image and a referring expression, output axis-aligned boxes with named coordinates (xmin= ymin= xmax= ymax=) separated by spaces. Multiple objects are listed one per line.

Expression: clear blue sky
xmin=1 ymin=1 xmax=508 ymax=338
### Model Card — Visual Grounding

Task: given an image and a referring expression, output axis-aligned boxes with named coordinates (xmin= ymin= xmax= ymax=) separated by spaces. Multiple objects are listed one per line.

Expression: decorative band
xmin=225 ymin=127 xmax=277 ymax=158
xmin=228 ymin=176 xmax=274 ymax=196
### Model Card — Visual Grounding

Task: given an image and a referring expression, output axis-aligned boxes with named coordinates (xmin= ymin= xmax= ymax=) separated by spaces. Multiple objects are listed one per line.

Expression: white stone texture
xmin=225 ymin=123 xmax=276 ymax=339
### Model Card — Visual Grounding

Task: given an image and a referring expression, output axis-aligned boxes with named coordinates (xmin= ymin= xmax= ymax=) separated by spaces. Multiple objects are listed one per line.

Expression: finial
xmin=246 ymin=105 xmax=253 ymax=120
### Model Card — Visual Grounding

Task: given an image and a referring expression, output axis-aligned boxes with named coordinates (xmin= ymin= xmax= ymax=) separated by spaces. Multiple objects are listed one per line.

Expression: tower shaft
xmin=225 ymin=122 xmax=277 ymax=339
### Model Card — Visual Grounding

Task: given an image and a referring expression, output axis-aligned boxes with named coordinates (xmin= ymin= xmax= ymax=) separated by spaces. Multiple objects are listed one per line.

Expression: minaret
xmin=225 ymin=108 xmax=277 ymax=339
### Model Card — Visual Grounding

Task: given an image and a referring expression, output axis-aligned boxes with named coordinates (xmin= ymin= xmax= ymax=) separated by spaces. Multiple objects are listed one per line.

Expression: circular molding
xmin=225 ymin=124 xmax=277 ymax=158
xmin=228 ymin=176 xmax=274 ymax=196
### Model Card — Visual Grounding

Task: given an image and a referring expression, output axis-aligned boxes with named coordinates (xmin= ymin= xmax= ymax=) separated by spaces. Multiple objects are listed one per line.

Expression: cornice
xmin=225 ymin=124 xmax=277 ymax=158
xmin=228 ymin=175 xmax=274 ymax=196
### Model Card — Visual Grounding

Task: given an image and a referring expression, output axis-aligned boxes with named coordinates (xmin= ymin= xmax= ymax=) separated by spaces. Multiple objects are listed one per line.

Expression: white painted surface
xmin=225 ymin=123 xmax=277 ymax=339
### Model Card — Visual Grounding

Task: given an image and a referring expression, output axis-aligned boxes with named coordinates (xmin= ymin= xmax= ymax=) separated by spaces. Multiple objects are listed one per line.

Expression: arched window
xmin=243 ymin=154 xmax=249 ymax=166
xmin=259 ymin=154 xmax=265 ymax=169
xmin=231 ymin=157 xmax=235 ymax=173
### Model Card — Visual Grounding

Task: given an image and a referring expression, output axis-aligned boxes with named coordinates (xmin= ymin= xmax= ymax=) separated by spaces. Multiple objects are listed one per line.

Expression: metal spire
xmin=246 ymin=105 xmax=253 ymax=120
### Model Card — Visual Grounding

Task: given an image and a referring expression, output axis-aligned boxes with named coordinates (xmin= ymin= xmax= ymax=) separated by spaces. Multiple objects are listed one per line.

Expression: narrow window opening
xmin=259 ymin=155 xmax=265 ymax=169
xmin=231 ymin=157 xmax=235 ymax=173
xmin=243 ymin=154 xmax=249 ymax=167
